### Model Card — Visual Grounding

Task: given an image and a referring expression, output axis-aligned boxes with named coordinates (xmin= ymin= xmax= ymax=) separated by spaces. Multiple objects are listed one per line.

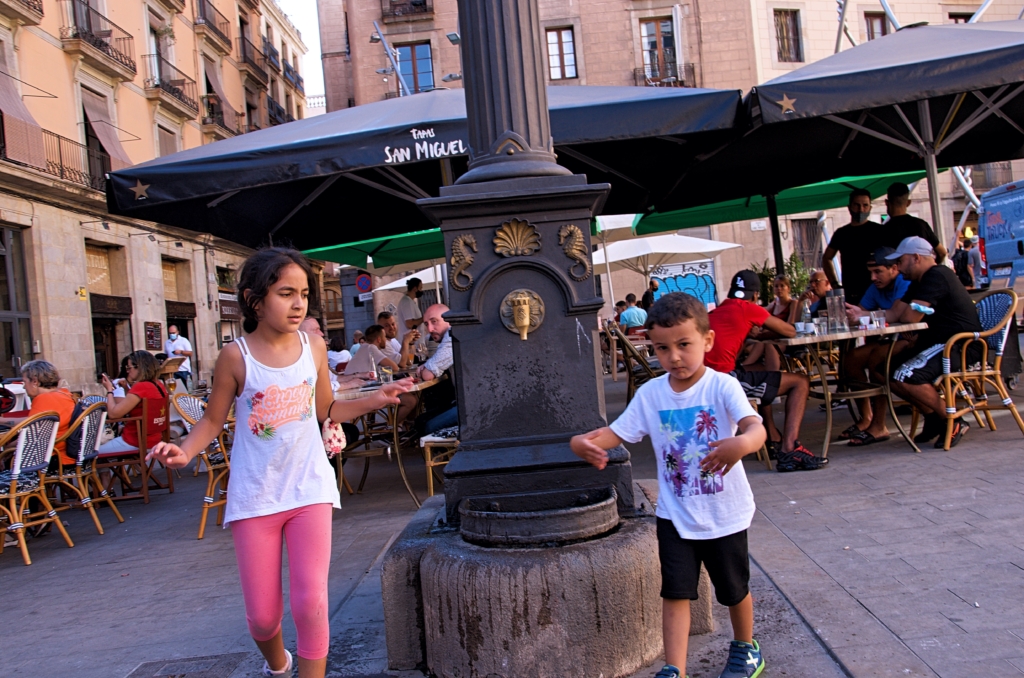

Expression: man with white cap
xmin=857 ymin=236 xmax=982 ymax=448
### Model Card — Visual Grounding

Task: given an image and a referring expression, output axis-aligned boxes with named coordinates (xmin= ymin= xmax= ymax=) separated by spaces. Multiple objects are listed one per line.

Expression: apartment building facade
xmin=0 ymin=0 xmax=306 ymax=392
xmin=316 ymin=0 xmax=1022 ymax=304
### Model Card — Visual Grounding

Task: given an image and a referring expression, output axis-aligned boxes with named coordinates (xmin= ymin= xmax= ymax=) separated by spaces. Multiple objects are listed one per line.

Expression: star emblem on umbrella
xmin=777 ymin=94 xmax=796 ymax=114
xmin=130 ymin=179 xmax=150 ymax=200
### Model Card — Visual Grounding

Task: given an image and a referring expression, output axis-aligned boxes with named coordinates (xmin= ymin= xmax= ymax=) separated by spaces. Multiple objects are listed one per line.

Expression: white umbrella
xmin=376 ymin=264 xmax=444 ymax=292
xmin=592 ymin=233 xmax=741 ymax=281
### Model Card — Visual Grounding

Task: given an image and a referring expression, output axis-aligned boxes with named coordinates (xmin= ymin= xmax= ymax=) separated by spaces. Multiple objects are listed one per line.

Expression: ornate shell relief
xmin=493 ymin=218 xmax=541 ymax=257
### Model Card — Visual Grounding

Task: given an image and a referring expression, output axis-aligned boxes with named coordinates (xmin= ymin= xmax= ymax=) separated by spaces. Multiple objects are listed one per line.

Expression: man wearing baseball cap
xmin=840 ymin=246 xmax=913 ymax=445
xmin=857 ymin=236 xmax=982 ymax=448
xmin=706 ymin=271 xmax=823 ymax=471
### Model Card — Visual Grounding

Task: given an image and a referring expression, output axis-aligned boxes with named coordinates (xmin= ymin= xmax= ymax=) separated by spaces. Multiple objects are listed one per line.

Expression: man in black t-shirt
xmin=880 ymin=182 xmax=948 ymax=263
xmin=640 ymin=279 xmax=659 ymax=310
xmin=822 ymin=188 xmax=882 ymax=305
xmin=863 ymin=237 xmax=981 ymax=448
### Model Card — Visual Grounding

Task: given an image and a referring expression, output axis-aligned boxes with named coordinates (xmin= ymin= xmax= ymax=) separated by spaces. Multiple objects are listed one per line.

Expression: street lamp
xmin=446 ymin=32 xmax=461 ymax=45
xmin=441 ymin=73 xmax=462 ymax=82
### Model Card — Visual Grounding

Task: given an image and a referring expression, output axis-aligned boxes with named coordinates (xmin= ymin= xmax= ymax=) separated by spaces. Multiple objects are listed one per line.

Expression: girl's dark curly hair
xmin=237 ymin=248 xmax=315 ymax=333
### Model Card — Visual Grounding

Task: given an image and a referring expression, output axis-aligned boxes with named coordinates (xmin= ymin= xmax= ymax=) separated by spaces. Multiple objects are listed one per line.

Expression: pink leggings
xmin=230 ymin=503 xmax=333 ymax=660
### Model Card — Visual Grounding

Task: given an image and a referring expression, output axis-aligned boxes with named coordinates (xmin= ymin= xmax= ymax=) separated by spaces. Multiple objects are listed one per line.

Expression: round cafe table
xmin=767 ymin=322 xmax=928 ymax=456
xmin=334 ymin=376 xmax=445 ymax=507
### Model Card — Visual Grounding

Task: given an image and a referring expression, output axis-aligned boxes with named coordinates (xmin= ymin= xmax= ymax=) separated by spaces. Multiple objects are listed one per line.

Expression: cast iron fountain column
xmin=379 ymin=0 xmax=708 ymax=674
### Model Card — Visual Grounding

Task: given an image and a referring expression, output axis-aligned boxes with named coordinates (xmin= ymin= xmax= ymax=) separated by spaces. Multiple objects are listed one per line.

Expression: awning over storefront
xmin=166 ymin=300 xmax=197 ymax=318
xmin=81 ymin=88 xmax=132 ymax=170
xmin=106 ymin=85 xmax=743 ymax=249
xmin=203 ymin=59 xmax=239 ymax=133
xmin=0 ymin=55 xmax=44 ymax=169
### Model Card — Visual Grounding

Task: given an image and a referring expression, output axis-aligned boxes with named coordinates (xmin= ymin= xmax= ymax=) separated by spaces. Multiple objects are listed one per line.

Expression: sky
xmin=275 ymin=0 xmax=325 ymax=97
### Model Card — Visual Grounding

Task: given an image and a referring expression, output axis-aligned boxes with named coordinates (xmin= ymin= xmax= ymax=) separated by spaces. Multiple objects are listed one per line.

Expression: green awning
xmin=635 ymin=170 xmax=931 ymax=235
xmin=303 ymin=228 xmax=444 ymax=269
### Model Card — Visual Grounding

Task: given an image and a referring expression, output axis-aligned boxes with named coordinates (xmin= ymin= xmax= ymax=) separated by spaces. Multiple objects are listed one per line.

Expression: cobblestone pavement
xmin=7 ymin=373 xmax=1022 ymax=677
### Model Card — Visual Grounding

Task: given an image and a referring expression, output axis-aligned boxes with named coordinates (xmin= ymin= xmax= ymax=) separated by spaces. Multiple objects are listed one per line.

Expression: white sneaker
xmin=262 ymin=649 xmax=293 ymax=676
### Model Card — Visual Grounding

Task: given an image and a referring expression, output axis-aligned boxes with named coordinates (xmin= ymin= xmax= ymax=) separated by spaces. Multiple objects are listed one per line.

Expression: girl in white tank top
xmin=148 ymin=248 xmax=410 ymax=678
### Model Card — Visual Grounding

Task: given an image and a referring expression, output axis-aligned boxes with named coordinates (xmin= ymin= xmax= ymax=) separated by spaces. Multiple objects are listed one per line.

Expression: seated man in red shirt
xmin=708 ymin=271 xmax=824 ymax=472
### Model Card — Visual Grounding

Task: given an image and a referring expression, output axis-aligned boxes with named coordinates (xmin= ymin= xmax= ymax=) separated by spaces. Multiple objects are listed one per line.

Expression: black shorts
xmin=729 ymin=368 xmax=781 ymax=405
xmin=891 ymin=343 xmax=982 ymax=385
xmin=657 ymin=518 xmax=750 ymax=606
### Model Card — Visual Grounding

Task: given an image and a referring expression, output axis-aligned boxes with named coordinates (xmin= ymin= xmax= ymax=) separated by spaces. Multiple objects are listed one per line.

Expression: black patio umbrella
xmin=655 ymin=20 xmax=1024 ymax=270
xmin=105 ymin=86 xmax=741 ymax=250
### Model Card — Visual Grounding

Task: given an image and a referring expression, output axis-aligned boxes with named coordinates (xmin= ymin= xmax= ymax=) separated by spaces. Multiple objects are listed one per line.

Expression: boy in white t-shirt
xmin=571 ymin=292 xmax=767 ymax=678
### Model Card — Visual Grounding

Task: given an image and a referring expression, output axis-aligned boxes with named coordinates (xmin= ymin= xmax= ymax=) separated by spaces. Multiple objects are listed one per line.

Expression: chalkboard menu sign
xmin=145 ymin=322 xmax=162 ymax=351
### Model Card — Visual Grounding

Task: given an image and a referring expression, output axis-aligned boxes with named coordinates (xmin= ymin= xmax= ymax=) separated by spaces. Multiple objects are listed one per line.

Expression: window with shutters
xmin=864 ymin=12 xmax=888 ymax=40
xmin=773 ymin=9 xmax=803 ymax=63
xmin=791 ymin=218 xmax=822 ymax=270
xmin=158 ymin=126 xmax=177 ymax=156
xmin=162 ymin=259 xmax=179 ymax=301
xmin=546 ymin=28 xmax=577 ymax=80
xmin=640 ymin=18 xmax=676 ymax=77
xmin=86 ymin=244 xmax=113 ymax=295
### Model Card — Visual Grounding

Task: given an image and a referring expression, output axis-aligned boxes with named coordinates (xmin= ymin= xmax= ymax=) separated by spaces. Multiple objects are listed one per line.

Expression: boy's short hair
xmin=625 ymin=293 xmax=637 ymax=304
xmin=363 ymin=324 xmax=385 ymax=341
xmin=645 ymin=292 xmax=710 ymax=334
xmin=615 ymin=300 xmax=627 ymax=309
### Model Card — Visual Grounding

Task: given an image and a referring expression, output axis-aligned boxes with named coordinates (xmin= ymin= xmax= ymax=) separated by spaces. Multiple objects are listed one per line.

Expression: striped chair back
xmin=975 ymin=290 xmax=1016 ymax=356
xmin=9 ymin=414 xmax=60 ymax=477
xmin=173 ymin=394 xmax=206 ymax=432
xmin=79 ymin=395 xmax=106 ymax=407
xmin=75 ymin=403 xmax=108 ymax=463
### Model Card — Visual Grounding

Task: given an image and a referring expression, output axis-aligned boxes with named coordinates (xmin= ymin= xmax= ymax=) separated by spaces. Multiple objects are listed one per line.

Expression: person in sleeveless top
xmin=148 ymin=249 xmax=411 ymax=678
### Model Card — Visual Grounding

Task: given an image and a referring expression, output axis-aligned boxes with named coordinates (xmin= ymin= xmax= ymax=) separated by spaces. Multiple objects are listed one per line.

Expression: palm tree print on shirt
xmin=659 ymin=406 xmax=723 ymax=497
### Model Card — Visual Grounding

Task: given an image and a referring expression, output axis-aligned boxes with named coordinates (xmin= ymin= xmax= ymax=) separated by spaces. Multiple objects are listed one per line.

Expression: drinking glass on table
xmin=871 ymin=311 xmax=886 ymax=328
xmin=166 ymin=377 xmax=177 ymax=395
xmin=379 ymin=365 xmax=393 ymax=384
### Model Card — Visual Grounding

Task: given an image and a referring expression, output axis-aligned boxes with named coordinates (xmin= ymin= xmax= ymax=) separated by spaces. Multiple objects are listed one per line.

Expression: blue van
xmin=977 ymin=181 xmax=1024 ymax=286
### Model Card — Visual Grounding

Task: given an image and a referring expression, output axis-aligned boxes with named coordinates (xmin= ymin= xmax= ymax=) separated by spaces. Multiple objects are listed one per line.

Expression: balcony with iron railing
xmin=194 ymin=0 xmax=232 ymax=55
xmin=201 ymin=94 xmax=240 ymax=140
xmin=381 ymin=0 xmax=432 ymax=22
xmin=60 ymin=0 xmax=136 ymax=80
xmin=283 ymin=60 xmax=297 ymax=87
xmin=263 ymin=37 xmax=280 ymax=71
xmin=42 ymin=129 xmax=110 ymax=190
xmin=0 ymin=0 xmax=43 ymax=26
xmin=633 ymin=60 xmax=696 ymax=88
xmin=0 ymin=113 xmax=113 ymax=191
xmin=237 ymin=37 xmax=268 ymax=87
xmin=267 ymin=96 xmax=286 ymax=126
xmin=970 ymin=162 xmax=1014 ymax=193
xmin=143 ymin=54 xmax=199 ymax=117
xmin=296 ymin=73 xmax=304 ymax=95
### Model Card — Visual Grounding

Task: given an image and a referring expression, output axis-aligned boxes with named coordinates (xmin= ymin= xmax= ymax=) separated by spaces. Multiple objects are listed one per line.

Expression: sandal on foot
xmin=847 ymin=430 xmax=891 ymax=447
xmin=837 ymin=424 xmax=862 ymax=440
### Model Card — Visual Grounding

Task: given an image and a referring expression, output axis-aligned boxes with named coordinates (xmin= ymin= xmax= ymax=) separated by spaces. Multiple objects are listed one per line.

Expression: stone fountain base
xmin=382 ymin=481 xmax=713 ymax=677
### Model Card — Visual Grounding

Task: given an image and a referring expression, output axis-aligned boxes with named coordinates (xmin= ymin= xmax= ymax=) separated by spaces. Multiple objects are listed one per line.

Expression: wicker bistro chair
xmin=42 ymin=402 xmax=124 ymax=535
xmin=335 ymin=413 xmax=391 ymax=496
xmin=929 ymin=289 xmax=1024 ymax=450
xmin=97 ymin=398 xmax=174 ymax=503
xmin=171 ymin=394 xmax=231 ymax=539
xmin=611 ymin=326 xmax=665 ymax=403
xmin=0 ymin=412 xmax=72 ymax=565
